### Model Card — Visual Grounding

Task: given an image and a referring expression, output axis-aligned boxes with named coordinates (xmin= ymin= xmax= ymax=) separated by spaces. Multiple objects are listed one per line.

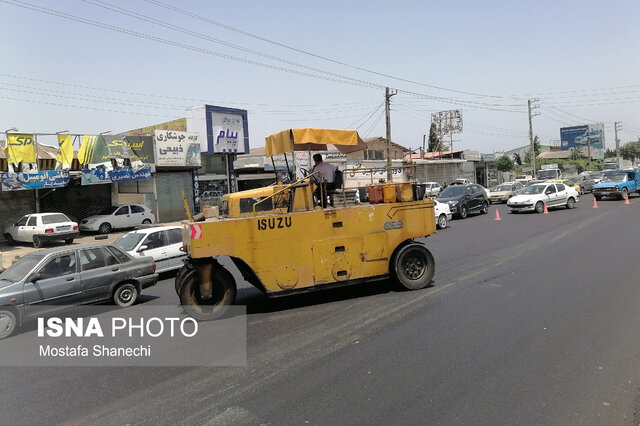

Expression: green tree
xmin=604 ymin=148 xmax=616 ymax=158
xmin=513 ymin=153 xmax=522 ymax=165
xmin=620 ymin=141 xmax=640 ymax=162
xmin=524 ymin=136 xmax=541 ymax=164
xmin=570 ymin=147 xmax=583 ymax=160
xmin=496 ymin=154 xmax=514 ymax=172
xmin=428 ymin=122 xmax=442 ymax=152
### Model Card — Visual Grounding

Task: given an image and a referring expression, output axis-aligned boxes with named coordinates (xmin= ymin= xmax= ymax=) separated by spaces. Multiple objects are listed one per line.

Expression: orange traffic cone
xmin=592 ymin=197 xmax=598 ymax=209
xmin=494 ymin=209 xmax=501 ymax=221
xmin=625 ymin=193 xmax=630 ymax=204
xmin=543 ymin=202 xmax=549 ymax=214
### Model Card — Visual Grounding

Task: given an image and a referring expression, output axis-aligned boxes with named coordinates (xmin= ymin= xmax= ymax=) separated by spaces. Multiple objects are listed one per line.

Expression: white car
xmin=422 ymin=182 xmax=441 ymax=197
xmin=434 ymin=200 xmax=452 ymax=229
xmin=80 ymin=204 xmax=155 ymax=234
xmin=4 ymin=213 xmax=79 ymax=248
xmin=507 ymin=183 xmax=579 ymax=213
xmin=113 ymin=226 xmax=186 ymax=273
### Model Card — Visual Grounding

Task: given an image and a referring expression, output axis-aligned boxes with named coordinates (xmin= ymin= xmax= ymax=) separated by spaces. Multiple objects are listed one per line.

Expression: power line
xmin=141 ymin=0 xmax=509 ymax=100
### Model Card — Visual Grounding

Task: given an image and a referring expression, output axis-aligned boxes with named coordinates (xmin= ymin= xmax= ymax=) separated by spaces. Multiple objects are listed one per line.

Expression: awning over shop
xmin=264 ymin=128 xmax=366 ymax=157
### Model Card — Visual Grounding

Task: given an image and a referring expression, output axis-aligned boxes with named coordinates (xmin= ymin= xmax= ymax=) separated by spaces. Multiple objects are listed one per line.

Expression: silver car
xmin=0 ymin=243 xmax=158 ymax=339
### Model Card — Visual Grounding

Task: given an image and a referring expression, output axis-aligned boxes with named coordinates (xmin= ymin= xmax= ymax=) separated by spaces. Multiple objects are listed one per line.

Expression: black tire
xmin=566 ymin=197 xmax=576 ymax=209
xmin=535 ymin=201 xmax=544 ymax=214
xmin=511 ymin=209 xmax=518 ymax=214
xmin=459 ymin=204 xmax=468 ymax=219
xmin=437 ymin=214 xmax=447 ymax=229
xmin=4 ymin=233 xmax=15 ymax=245
xmin=113 ymin=283 xmax=139 ymax=307
xmin=594 ymin=194 xmax=602 ymax=201
xmin=481 ymin=201 xmax=489 ymax=214
xmin=175 ymin=265 xmax=195 ymax=296
xmin=98 ymin=222 xmax=112 ymax=234
xmin=580 ymin=186 xmax=585 ymax=195
xmin=142 ymin=218 xmax=152 ymax=225
xmin=0 ymin=310 xmax=17 ymax=340
xmin=180 ymin=266 xmax=236 ymax=321
xmin=65 ymin=238 xmax=74 ymax=244
xmin=32 ymin=235 xmax=44 ymax=249
xmin=621 ymin=187 xmax=628 ymax=200
xmin=392 ymin=243 xmax=435 ymax=290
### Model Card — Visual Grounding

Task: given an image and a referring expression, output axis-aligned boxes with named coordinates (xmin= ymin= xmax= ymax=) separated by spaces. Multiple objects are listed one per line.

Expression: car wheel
xmin=392 ymin=243 xmax=435 ymax=290
xmin=142 ymin=219 xmax=152 ymax=225
xmin=4 ymin=233 xmax=15 ymax=245
xmin=459 ymin=204 xmax=468 ymax=219
xmin=113 ymin=283 xmax=139 ymax=307
xmin=566 ymin=197 xmax=576 ymax=209
xmin=511 ymin=209 xmax=518 ymax=214
xmin=594 ymin=194 xmax=601 ymax=201
xmin=535 ymin=201 xmax=544 ymax=214
xmin=481 ymin=201 xmax=489 ymax=214
xmin=621 ymin=187 xmax=628 ymax=200
xmin=180 ymin=265 xmax=237 ymax=320
xmin=32 ymin=236 xmax=44 ymax=249
xmin=98 ymin=222 xmax=112 ymax=234
xmin=0 ymin=310 xmax=17 ymax=340
xmin=580 ymin=186 xmax=585 ymax=195
xmin=64 ymin=238 xmax=74 ymax=244
xmin=437 ymin=214 xmax=447 ymax=229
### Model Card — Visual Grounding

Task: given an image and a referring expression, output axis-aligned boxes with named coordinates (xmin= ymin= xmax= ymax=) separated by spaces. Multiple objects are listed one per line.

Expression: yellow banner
xmin=56 ymin=134 xmax=74 ymax=166
xmin=77 ymin=135 xmax=97 ymax=164
xmin=6 ymin=133 xmax=36 ymax=163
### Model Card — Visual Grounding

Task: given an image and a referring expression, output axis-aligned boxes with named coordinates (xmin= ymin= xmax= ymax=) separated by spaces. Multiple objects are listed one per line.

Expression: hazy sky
xmin=2 ymin=0 xmax=640 ymax=153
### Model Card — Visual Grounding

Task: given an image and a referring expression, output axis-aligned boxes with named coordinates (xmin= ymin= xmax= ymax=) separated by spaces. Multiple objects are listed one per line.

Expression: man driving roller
xmin=311 ymin=153 xmax=336 ymax=207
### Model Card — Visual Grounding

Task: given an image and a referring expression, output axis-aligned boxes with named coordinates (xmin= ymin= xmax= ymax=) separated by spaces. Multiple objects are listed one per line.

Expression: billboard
xmin=186 ymin=105 xmax=249 ymax=154
xmin=560 ymin=123 xmax=604 ymax=151
xmin=1 ymin=171 xmax=69 ymax=191
xmin=154 ymin=130 xmax=201 ymax=167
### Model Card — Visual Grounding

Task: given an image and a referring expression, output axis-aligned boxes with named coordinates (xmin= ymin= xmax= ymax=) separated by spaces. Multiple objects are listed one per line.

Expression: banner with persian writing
xmin=154 ymin=130 xmax=201 ymax=167
xmin=1 ymin=171 xmax=70 ymax=191
xmin=81 ymin=166 xmax=152 ymax=185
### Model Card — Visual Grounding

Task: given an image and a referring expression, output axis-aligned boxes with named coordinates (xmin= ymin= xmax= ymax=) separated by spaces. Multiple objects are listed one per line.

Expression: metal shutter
xmin=154 ymin=172 xmax=194 ymax=222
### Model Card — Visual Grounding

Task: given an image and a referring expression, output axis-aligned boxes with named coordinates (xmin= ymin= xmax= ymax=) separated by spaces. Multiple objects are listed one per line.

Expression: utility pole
xmin=527 ymin=99 xmax=540 ymax=178
xmin=385 ymin=87 xmax=397 ymax=182
xmin=614 ymin=121 xmax=623 ymax=168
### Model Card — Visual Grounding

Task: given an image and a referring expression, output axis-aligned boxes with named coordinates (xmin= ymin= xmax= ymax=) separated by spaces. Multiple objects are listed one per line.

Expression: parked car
xmin=79 ymin=204 xmax=155 ymax=234
xmin=4 ymin=213 xmax=79 ymax=248
xmin=568 ymin=175 xmax=595 ymax=194
xmin=449 ymin=178 xmax=472 ymax=186
xmin=514 ymin=174 xmax=533 ymax=183
xmin=433 ymin=200 xmax=452 ymax=229
xmin=113 ymin=226 xmax=186 ymax=273
xmin=589 ymin=171 xmax=604 ymax=184
xmin=422 ymin=182 xmax=441 ymax=197
xmin=489 ymin=182 xmax=524 ymax=203
xmin=0 ymin=243 xmax=158 ymax=339
xmin=436 ymin=184 xmax=489 ymax=219
xmin=507 ymin=183 xmax=579 ymax=213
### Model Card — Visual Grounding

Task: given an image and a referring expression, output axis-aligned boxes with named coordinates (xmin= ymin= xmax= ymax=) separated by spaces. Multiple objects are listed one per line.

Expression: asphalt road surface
xmin=2 ymin=194 xmax=640 ymax=425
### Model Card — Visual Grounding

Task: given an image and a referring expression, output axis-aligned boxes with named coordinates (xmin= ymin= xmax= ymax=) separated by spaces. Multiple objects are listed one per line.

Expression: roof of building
xmin=537 ymin=150 xmax=577 ymax=159
xmin=405 ymin=150 xmax=465 ymax=160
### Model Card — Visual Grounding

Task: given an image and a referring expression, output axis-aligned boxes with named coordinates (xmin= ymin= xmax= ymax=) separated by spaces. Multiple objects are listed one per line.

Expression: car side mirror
xmin=138 ymin=245 xmax=148 ymax=252
xmin=30 ymin=273 xmax=41 ymax=282
xmin=545 ymin=190 xmax=552 ymax=195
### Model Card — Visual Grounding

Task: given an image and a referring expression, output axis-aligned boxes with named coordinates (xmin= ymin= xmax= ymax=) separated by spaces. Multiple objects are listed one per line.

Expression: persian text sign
xmin=1 ymin=171 xmax=70 ymax=191
xmin=81 ymin=167 xmax=152 ymax=185
xmin=211 ymin=112 xmax=245 ymax=153
xmin=154 ymin=130 xmax=201 ymax=167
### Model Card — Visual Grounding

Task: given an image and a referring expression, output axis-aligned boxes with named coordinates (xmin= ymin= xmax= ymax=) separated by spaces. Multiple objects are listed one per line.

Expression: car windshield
xmin=440 ymin=186 xmax=466 ymax=197
xmin=98 ymin=206 xmax=118 ymax=215
xmin=0 ymin=253 xmax=45 ymax=283
xmin=41 ymin=214 xmax=71 ymax=224
xmin=602 ymin=173 xmax=627 ymax=182
xmin=495 ymin=185 xmax=512 ymax=191
xmin=521 ymin=185 xmax=546 ymax=195
xmin=113 ymin=233 xmax=146 ymax=251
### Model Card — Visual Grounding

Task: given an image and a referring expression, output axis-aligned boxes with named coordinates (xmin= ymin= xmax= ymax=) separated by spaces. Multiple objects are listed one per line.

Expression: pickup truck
xmin=592 ymin=169 xmax=640 ymax=201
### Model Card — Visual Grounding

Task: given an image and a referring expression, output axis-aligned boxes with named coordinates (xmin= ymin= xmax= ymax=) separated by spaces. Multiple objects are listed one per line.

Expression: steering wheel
xmin=299 ymin=167 xmax=310 ymax=177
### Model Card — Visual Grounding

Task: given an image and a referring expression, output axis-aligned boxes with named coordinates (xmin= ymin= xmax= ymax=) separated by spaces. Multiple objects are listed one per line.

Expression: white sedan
xmin=507 ymin=183 xmax=579 ymax=213
xmin=80 ymin=204 xmax=155 ymax=234
xmin=434 ymin=200 xmax=452 ymax=229
xmin=4 ymin=213 xmax=79 ymax=248
xmin=113 ymin=226 xmax=186 ymax=273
